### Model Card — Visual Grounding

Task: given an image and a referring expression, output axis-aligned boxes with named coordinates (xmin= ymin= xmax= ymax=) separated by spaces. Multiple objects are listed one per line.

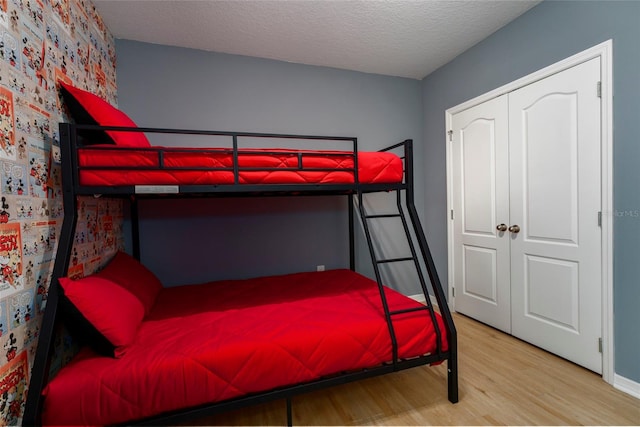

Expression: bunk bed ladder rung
xmin=364 ymin=213 xmax=402 ymax=219
xmin=389 ymin=306 xmax=429 ymax=316
xmin=376 ymin=256 xmax=414 ymax=264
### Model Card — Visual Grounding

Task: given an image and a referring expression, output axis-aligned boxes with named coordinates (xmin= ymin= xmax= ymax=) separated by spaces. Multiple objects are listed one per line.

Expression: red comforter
xmin=42 ymin=269 xmax=446 ymax=425
xmin=78 ymin=146 xmax=404 ymax=186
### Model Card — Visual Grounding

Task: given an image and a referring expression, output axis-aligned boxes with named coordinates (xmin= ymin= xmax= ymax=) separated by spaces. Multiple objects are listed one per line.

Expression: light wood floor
xmin=182 ymin=313 xmax=640 ymax=426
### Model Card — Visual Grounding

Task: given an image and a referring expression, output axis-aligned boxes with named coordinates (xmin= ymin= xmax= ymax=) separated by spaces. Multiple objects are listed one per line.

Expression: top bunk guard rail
xmin=60 ymin=123 xmax=416 ymax=195
xmin=60 ymin=123 xmax=413 ymax=196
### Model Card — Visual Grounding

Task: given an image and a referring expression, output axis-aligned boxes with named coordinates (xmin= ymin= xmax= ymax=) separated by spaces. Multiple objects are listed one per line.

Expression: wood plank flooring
xmin=181 ymin=313 xmax=640 ymax=425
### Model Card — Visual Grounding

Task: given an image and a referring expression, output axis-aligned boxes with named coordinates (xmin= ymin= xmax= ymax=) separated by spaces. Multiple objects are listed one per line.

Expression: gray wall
xmin=115 ymin=40 xmax=424 ymax=293
xmin=116 ymin=0 xmax=639 ymax=382
xmin=421 ymin=1 xmax=640 ymax=382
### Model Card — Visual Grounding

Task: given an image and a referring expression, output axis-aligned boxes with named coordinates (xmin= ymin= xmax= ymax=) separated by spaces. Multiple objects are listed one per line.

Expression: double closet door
xmin=451 ymin=58 xmax=602 ymax=373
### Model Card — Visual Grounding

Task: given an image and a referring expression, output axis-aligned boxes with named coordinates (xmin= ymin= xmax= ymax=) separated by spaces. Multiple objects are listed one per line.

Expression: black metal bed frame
xmin=23 ymin=123 xmax=458 ymax=426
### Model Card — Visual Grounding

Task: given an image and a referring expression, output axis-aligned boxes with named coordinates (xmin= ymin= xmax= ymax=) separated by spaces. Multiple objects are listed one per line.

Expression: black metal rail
xmin=22 ymin=124 xmax=458 ymax=426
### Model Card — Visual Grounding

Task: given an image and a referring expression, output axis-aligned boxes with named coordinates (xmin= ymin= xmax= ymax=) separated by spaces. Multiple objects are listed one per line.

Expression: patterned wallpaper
xmin=0 ymin=1 xmax=123 ymax=424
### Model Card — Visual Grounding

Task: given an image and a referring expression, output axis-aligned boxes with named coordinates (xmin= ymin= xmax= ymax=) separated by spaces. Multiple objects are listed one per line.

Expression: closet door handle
xmin=509 ymin=225 xmax=521 ymax=234
xmin=496 ymin=224 xmax=508 ymax=232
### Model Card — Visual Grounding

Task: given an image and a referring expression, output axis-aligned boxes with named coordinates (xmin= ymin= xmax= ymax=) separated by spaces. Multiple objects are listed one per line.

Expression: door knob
xmin=509 ymin=225 xmax=521 ymax=233
xmin=496 ymin=224 xmax=508 ymax=232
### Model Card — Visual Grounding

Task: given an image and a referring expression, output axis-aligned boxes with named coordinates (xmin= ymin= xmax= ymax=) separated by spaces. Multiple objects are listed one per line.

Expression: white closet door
xmin=508 ymin=57 xmax=602 ymax=373
xmin=451 ymin=95 xmax=511 ymax=333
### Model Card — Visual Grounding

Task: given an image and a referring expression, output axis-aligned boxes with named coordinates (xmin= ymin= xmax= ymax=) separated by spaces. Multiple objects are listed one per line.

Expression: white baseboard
xmin=408 ymin=293 xmax=439 ymax=309
xmin=614 ymin=374 xmax=640 ymax=399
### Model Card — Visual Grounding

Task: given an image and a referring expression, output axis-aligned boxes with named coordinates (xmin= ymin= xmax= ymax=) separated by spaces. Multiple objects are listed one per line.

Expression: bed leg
xmin=286 ymin=397 xmax=293 ymax=426
xmin=448 ymin=353 xmax=459 ymax=403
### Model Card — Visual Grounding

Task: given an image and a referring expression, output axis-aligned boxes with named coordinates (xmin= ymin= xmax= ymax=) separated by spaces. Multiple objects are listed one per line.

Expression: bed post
xmin=403 ymin=139 xmax=458 ymax=403
xmin=349 ymin=137 xmax=358 ymax=272
xmin=348 ymin=194 xmax=355 ymax=271
xmin=24 ymin=123 xmax=80 ymax=425
xmin=130 ymin=196 xmax=140 ymax=260
xmin=285 ymin=397 xmax=293 ymax=426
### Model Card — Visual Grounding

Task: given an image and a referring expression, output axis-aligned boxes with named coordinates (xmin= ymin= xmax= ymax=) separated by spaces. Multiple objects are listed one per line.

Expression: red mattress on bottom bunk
xmin=42 ymin=269 xmax=447 ymax=426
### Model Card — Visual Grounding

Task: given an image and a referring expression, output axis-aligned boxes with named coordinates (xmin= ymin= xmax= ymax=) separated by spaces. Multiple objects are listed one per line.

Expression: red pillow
xmin=59 ymin=276 xmax=144 ymax=357
xmin=58 ymin=81 xmax=150 ymax=147
xmin=97 ymin=251 xmax=163 ymax=316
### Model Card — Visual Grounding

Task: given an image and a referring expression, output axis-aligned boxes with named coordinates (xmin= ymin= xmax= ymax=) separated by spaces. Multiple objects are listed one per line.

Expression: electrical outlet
xmin=316 ymin=265 xmax=325 ymax=272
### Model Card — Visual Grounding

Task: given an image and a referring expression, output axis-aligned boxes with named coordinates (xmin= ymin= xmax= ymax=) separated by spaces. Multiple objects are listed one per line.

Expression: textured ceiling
xmin=93 ymin=0 xmax=541 ymax=80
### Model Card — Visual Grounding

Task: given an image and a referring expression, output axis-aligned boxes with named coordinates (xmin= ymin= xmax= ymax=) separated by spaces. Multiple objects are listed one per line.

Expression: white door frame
xmin=445 ymin=40 xmax=613 ymax=384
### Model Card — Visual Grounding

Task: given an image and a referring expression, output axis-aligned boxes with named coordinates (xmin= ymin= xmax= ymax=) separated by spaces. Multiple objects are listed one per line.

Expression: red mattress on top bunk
xmin=77 ymin=146 xmax=404 ymax=186
xmin=43 ymin=269 xmax=447 ymax=426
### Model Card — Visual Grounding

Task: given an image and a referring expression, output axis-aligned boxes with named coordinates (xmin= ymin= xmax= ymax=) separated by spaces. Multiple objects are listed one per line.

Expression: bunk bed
xmin=24 ymin=119 xmax=458 ymax=425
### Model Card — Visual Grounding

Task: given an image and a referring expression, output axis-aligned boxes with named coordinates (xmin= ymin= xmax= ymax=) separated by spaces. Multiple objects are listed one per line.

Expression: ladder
xmin=355 ymin=189 xmax=444 ymax=365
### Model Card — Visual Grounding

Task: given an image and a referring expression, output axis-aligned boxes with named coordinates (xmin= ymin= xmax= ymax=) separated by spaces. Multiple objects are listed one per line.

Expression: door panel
xmin=509 ymin=57 xmax=602 ymax=373
xmin=462 ymin=120 xmax=497 ymax=235
xmin=525 ymin=255 xmax=579 ymax=332
xmin=463 ymin=245 xmax=498 ymax=303
xmin=452 ymin=94 xmax=511 ymax=333
xmin=523 ymin=94 xmax=579 ymax=244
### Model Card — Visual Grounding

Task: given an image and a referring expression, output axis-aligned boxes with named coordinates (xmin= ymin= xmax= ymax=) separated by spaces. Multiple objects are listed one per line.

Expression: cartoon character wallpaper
xmin=0 ymin=223 xmax=21 ymax=294
xmin=0 ymin=0 xmax=122 ymax=423
xmin=0 ymin=87 xmax=15 ymax=161
xmin=0 ymin=350 xmax=28 ymax=425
